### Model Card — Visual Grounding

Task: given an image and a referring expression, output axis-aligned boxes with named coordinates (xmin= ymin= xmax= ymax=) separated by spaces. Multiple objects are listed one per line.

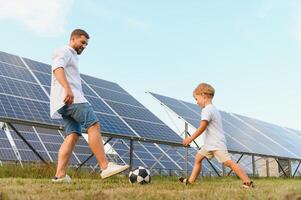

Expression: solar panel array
xmin=0 ymin=51 xmax=193 ymax=174
xmin=149 ymin=92 xmax=301 ymax=160
xmin=108 ymin=138 xmax=221 ymax=175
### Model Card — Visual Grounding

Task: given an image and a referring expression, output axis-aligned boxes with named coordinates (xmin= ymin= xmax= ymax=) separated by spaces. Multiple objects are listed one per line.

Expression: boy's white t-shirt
xmin=50 ymin=45 xmax=88 ymax=119
xmin=201 ymin=104 xmax=227 ymax=151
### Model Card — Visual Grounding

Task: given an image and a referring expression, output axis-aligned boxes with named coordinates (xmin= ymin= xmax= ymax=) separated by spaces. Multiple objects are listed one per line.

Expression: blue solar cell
xmin=33 ymin=71 xmax=51 ymax=86
xmin=0 ymin=94 xmax=61 ymax=126
xmin=82 ymin=83 xmax=98 ymax=97
xmin=0 ymin=149 xmax=17 ymax=161
xmin=165 ymin=104 xmax=200 ymax=120
xmin=0 ymin=76 xmax=48 ymax=101
xmin=106 ymin=101 xmax=162 ymax=123
xmin=234 ymin=114 xmax=301 ymax=158
xmin=180 ymin=101 xmax=202 ymax=115
xmin=81 ymin=74 xmax=127 ymax=93
xmin=37 ymin=133 xmax=62 ymax=143
xmin=0 ymin=51 xmax=25 ymax=67
xmin=150 ymin=92 xmax=186 ymax=108
xmin=221 ymin=112 xmax=286 ymax=156
xmin=73 ymin=145 xmax=93 ymax=154
xmin=23 ymin=57 xmax=51 ymax=74
xmin=95 ymin=113 xmax=135 ymax=136
xmin=85 ymin=96 xmax=114 ymax=115
xmin=0 ymin=62 xmax=36 ymax=82
xmin=44 ymin=86 xmax=50 ymax=95
xmin=123 ymin=118 xmax=182 ymax=143
xmin=91 ymin=86 xmax=143 ymax=107
xmin=0 ymin=129 xmax=18 ymax=161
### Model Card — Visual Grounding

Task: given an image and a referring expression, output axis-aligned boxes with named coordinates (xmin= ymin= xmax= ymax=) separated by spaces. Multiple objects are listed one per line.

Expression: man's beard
xmin=76 ymin=47 xmax=84 ymax=55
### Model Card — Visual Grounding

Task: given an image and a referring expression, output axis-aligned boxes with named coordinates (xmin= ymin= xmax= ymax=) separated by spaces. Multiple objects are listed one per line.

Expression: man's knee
xmin=88 ymin=121 xmax=101 ymax=131
xmin=65 ymin=133 xmax=79 ymax=144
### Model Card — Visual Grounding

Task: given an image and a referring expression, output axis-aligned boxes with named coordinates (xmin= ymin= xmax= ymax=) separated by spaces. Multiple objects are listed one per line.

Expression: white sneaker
xmin=101 ymin=162 xmax=129 ymax=179
xmin=51 ymin=174 xmax=72 ymax=183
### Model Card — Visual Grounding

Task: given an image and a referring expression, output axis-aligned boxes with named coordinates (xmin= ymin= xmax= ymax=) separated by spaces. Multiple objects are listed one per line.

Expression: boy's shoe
xmin=242 ymin=181 xmax=254 ymax=189
xmin=100 ymin=162 xmax=129 ymax=179
xmin=51 ymin=174 xmax=72 ymax=183
xmin=179 ymin=177 xmax=190 ymax=185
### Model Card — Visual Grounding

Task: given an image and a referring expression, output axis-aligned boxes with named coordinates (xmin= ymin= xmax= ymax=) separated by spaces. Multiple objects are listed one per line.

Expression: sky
xmin=0 ymin=0 xmax=301 ymax=131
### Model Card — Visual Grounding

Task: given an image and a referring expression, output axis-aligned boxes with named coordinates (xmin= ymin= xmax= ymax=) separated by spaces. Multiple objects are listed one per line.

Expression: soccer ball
xmin=128 ymin=166 xmax=151 ymax=184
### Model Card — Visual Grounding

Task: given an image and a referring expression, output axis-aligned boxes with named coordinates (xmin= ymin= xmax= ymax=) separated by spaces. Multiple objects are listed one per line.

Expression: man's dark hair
xmin=70 ymin=29 xmax=90 ymax=39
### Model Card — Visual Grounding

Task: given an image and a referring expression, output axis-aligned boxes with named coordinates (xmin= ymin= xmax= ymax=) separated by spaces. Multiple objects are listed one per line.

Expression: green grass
xmin=0 ymin=164 xmax=300 ymax=200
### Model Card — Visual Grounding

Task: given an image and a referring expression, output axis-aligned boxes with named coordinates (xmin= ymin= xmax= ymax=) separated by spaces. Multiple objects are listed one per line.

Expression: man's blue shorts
xmin=58 ymin=103 xmax=99 ymax=137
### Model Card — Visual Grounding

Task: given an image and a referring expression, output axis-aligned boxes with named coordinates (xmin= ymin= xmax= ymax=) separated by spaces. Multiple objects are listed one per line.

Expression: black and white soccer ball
xmin=128 ymin=166 xmax=151 ymax=184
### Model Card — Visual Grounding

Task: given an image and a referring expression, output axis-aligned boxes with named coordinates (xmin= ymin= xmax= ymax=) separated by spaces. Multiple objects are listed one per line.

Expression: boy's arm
xmin=53 ymin=67 xmax=74 ymax=105
xmin=183 ymin=120 xmax=208 ymax=146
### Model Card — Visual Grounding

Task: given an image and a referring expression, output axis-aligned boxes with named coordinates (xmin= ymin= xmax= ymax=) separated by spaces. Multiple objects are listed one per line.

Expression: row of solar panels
xmin=0 ymin=123 xmax=231 ymax=175
xmin=0 ymin=51 xmax=181 ymax=144
xmin=149 ymin=93 xmax=301 ymax=160
xmin=0 ymin=50 xmax=300 ymax=176
xmin=2 ymin=122 xmax=299 ymax=176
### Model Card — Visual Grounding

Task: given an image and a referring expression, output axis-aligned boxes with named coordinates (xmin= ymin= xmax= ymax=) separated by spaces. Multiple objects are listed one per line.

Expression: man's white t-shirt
xmin=50 ymin=46 xmax=88 ymax=119
xmin=201 ymin=104 xmax=227 ymax=151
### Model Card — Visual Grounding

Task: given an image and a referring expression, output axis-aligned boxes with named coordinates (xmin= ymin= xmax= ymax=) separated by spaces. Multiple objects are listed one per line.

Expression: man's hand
xmin=64 ymin=87 xmax=74 ymax=105
xmin=183 ymin=137 xmax=192 ymax=146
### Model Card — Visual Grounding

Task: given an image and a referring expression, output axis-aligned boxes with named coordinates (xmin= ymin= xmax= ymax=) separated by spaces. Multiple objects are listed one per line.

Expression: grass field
xmin=0 ymin=164 xmax=300 ymax=200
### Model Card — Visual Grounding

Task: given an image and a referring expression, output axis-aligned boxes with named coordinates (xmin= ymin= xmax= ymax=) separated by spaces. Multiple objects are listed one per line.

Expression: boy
xmin=50 ymin=29 xmax=129 ymax=182
xmin=180 ymin=83 xmax=253 ymax=188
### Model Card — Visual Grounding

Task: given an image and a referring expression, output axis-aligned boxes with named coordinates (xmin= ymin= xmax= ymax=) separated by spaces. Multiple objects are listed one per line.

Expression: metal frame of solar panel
xmin=149 ymin=92 xmax=301 ymax=177
xmin=0 ymin=51 xmax=191 ymax=175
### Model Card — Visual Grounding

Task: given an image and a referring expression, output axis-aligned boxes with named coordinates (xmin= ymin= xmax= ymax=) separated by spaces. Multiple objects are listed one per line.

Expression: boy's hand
xmin=64 ymin=87 xmax=74 ymax=105
xmin=183 ymin=137 xmax=192 ymax=146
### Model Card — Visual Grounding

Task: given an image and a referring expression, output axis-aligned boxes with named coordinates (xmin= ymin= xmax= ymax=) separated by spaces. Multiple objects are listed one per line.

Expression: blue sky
xmin=1 ymin=0 xmax=301 ymax=130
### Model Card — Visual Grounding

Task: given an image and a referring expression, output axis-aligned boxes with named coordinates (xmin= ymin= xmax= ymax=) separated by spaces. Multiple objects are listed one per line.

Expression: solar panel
xmin=0 ymin=51 xmax=25 ymax=67
xmin=33 ymin=127 xmax=79 ymax=165
xmin=0 ymin=53 xmax=61 ymax=126
xmin=0 ymin=51 xmax=186 ymax=171
xmin=9 ymin=124 xmax=51 ymax=162
xmin=149 ymin=92 xmax=301 ymax=160
xmin=0 ymin=128 xmax=18 ymax=161
xmin=82 ymin=74 xmax=182 ymax=143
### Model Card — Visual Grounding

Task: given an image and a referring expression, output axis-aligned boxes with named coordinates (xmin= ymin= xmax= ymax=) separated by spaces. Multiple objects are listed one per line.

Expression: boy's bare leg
xmin=87 ymin=122 xmax=109 ymax=170
xmin=223 ymin=160 xmax=250 ymax=183
xmin=55 ymin=133 xmax=79 ymax=177
xmin=188 ymin=153 xmax=206 ymax=183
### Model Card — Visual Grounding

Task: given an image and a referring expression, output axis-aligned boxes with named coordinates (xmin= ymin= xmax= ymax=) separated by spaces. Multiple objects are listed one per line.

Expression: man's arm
xmin=53 ymin=67 xmax=74 ymax=105
xmin=183 ymin=120 xmax=208 ymax=146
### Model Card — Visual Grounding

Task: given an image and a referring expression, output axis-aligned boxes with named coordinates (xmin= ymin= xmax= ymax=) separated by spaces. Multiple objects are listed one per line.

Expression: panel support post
xmin=129 ymin=139 xmax=134 ymax=170
xmin=252 ymin=154 xmax=256 ymax=177
xmin=185 ymin=122 xmax=188 ymax=179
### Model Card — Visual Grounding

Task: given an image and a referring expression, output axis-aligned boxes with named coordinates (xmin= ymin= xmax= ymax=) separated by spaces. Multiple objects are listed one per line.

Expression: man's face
xmin=70 ymin=35 xmax=88 ymax=55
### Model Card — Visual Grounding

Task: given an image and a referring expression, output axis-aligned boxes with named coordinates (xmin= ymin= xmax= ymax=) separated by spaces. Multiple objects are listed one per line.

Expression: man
xmin=50 ymin=29 xmax=129 ymax=182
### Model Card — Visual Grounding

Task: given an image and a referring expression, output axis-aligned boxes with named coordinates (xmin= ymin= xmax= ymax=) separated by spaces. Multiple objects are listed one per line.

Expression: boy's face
xmin=193 ymin=93 xmax=206 ymax=108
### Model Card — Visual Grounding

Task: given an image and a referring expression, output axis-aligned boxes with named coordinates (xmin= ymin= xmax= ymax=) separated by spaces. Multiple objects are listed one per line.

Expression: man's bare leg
xmin=55 ymin=133 xmax=79 ymax=177
xmin=87 ymin=122 xmax=108 ymax=170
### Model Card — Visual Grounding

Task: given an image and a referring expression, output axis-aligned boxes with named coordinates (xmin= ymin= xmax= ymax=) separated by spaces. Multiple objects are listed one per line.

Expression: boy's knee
xmin=195 ymin=154 xmax=205 ymax=164
xmin=223 ymin=160 xmax=233 ymax=168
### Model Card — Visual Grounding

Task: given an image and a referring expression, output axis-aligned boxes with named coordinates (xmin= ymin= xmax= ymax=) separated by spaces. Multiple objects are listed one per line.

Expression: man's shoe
xmin=101 ymin=162 xmax=129 ymax=179
xmin=52 ymin=174 xmax=72 ymax=183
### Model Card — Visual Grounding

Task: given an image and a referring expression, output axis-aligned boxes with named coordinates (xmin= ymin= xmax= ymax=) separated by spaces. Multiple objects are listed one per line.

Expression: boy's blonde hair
xmin=193 ymin=83 xmax=215 ymax=98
